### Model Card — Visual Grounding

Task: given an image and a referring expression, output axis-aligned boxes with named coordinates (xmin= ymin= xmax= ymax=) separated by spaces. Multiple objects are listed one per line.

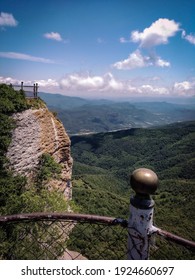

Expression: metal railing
xmin=0 ymin=168 xmax=194 ymax=260
xmin=10 ymin=82 xmax=38 ymax=98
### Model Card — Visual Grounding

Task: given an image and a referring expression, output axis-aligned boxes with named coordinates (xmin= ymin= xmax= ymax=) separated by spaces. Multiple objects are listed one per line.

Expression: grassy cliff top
xmin=26 ymin=97 xmax=47 ymax=109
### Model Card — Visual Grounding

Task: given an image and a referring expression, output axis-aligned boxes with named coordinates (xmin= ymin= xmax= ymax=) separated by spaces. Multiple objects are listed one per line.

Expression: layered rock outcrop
xmin=6 ymin=106 xmax=73 ymax=199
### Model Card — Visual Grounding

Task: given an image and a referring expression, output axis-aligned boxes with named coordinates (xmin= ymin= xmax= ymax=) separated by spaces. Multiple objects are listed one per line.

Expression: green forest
xmin=0 ymin=84 xmax=194 ymax=259
xmin=70 ymin=121 xmax=195 ymax=259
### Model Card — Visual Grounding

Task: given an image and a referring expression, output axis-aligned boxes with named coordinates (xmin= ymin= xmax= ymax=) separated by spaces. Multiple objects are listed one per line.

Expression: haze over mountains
xmin=40 ymin=92 xmax=195 ymax=135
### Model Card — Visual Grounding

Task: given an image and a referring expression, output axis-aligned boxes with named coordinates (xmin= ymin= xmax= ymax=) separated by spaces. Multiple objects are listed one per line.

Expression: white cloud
xmin=155 ymin=57 xmax=170 ymax=67
xmin=173 ymin=80 xmax=195 ymax=96
xmin=113 ymin=50 xmax=170 ymax=70
xmin=140 ymin=84 xmax=169 ymax=95
xmin=115 ymin=19 xmax=175 ymax=71
xmin=60 ymin=74 xmax=104 ymax=91
xmin=44 ymin=32 xmax=63 ymax=42
xmin=0 ymin=76 xmax=59 ymax=89
xmin=59 ymin=72 xmax=172 ymax=96
xmin=1 ymin=75 xmax=194 ymax=97
xmin=36 ymin=79 xmax=59 ymax=87
xmin=113 ymin=50 xmax=149 ymax=70
xmin=60 ymin=72 xmax=124 ymax=92
xmin=0 ymin=76 xmax=22 ymax=85
xmin=131 ymin=18 xmax=180 ymax=48
xmin=103 ymin=73 xmax=124 ymax=91
xmin=0 ymin=12 xmax=18 ymax=27
xmin=182 ymin=30 xmax=195 ymax=45
xmin=185 ymin=34 xmax=195 ymax=45
xmin=0 ymin=51 xmax=55 ymax=63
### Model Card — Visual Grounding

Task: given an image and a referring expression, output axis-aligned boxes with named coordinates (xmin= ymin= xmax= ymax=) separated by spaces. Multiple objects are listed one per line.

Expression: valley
xmin=40 ymin=92 xmax=195 ymax=135
xmin=69 ymin=121 xmax=195 ymax=259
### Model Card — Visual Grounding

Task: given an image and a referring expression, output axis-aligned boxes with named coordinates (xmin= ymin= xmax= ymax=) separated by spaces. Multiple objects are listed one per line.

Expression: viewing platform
xmin=10 ymin=81 xmax=38 ymax=98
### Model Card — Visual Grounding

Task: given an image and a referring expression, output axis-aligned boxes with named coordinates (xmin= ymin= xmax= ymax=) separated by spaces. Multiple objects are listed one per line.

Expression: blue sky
xmin=0 ymin=0 xmax=195 ymax=98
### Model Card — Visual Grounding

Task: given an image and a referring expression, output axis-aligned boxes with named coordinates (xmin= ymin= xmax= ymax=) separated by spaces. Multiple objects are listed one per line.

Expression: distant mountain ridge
xmin=39 ymin=92 xmax=114 ymax=110
xmin=40 ymin=92 xmax=195 ymax=135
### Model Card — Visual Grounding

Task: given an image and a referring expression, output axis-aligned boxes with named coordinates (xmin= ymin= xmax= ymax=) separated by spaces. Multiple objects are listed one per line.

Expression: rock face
xmin=6 ymin=107 xmax=73 ymax=199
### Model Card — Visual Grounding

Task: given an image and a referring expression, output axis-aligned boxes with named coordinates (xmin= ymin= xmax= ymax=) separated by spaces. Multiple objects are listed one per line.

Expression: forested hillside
xmin=40 ymin=92 xmax=195 ymax=135
xmin=1 ymin=84 xmax=194 ymax=259
xmin=0 ymin=84 xmax=73 ymax=259
xmin=70 ymin=122 xmax=195 ymax=258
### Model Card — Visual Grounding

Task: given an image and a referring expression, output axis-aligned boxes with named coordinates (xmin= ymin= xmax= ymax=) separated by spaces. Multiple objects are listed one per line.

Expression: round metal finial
xmin=130 ymin=168 xmax=158 ymax=195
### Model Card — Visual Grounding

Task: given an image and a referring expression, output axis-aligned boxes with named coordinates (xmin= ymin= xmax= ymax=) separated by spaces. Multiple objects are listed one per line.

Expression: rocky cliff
xmin=6 ymin=105 xmax=73 ymax=200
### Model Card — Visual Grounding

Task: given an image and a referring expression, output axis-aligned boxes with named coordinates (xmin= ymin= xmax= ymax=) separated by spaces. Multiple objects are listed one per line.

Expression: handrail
xmin=0 ymin=212 xmax=126 ymax=226
xmin=154 ymin=227 xmax=195 ymax=251
xmin=0 ymin=212 xmax=194 ymax=251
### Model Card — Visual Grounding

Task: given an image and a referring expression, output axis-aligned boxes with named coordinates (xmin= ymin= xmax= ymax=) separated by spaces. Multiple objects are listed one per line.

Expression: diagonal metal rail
xmin=0 ymin=212 xmax=127 ymax=226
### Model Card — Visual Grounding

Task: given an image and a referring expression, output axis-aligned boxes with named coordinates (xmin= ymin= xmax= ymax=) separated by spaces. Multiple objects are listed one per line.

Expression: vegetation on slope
xmin=69 ymin=121 xmax=195 ymax=259
xmin=0 ymin=84 xmax=70 ymax=259
xmin=1 ymin=84 xmax=194 ymax=259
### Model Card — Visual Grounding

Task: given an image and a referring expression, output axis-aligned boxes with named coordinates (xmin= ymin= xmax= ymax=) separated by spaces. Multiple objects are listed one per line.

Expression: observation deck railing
xmin=9 ymin=82 xmax=38 ymax=98
xmin=0 ymin=168 xmax=194 ymax=260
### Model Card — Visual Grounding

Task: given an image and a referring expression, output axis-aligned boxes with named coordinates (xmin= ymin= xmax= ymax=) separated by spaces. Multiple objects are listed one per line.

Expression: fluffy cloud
xmin=1 ymin=75 xmax=194 ymax=97
xmin=131 ymin=18 xmax=180 ymax=48
xmin=182 ymin=30 xmax=195 ymax=45
xmin=59 ymin=72 xmax=172 ymax=96
xmin=60 ymin=72 xmax=124 ymax=92
xmin=0 ymin=12 xmax=18 ymax=27
xmin=155 ymin=57 xmax=170 ymax=67
xmin=44 ymin=32 xmax=63 ymax=42
xmin=113 ymin=50 xmax=170 ymax=70
xmin=0 ymin=51 xmax=55 ymax=63
xmin=115 ymin=18 xmax=176 ymax=70
xmin=113 ymin=50 xmax=149 ymax=70
xmin=173 ymin=80 xmax=195 ymax=95
xmin=0 ymin=76 xmax=22 ymax=85
xmin=139 ymin=84 xmax=169 ymax=95
xmin=36 ymin=79 xmax=59 ymax=87
xmin=0 ymin=76 xmax=59 ymax=89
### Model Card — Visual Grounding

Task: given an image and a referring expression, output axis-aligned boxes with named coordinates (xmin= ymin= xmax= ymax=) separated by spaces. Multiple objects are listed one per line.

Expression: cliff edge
xmin=6 ymin=104 xmax=73 ymax=200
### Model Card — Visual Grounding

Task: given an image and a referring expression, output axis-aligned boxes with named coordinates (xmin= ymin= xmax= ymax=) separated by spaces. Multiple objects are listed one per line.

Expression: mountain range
xmin=40 ymin=92 xmax=195 ymax=135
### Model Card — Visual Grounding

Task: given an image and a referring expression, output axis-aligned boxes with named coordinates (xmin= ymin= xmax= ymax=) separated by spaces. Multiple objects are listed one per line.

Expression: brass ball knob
xmin=130 ymin=168 xmax=158 ymax=195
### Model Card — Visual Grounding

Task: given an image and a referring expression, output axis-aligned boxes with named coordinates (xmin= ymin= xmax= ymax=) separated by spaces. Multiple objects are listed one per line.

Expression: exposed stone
xmin=59 ymin=250 xmax=88 ymax=260
xmin=6 ymin=107 xmax=73 ymax=199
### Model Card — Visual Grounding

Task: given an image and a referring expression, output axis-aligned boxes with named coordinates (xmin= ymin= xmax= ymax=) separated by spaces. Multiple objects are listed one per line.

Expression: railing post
xmin=33 ymin=83 xmax=36 ymax=98
xmin=35 ymin=83 xmax=38 ymax=98
xmin=127 ymin=168 xmax=158 ymax=260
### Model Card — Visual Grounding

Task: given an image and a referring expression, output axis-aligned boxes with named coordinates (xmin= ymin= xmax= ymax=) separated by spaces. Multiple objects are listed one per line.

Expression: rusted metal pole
xmin=0 ymin=212 xmax=123 ymax=226
xmin=127 ymin=168 xmax=158 ymax=260
xmin=154 ymin=227 xmax=195 ymax=251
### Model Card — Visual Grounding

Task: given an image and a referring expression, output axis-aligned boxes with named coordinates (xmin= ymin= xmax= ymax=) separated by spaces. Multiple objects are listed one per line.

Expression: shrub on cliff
xmin=0 ymin=84 xmax=28 ymax=114
xmin=0 ymin=84 xmax=71 ymax=259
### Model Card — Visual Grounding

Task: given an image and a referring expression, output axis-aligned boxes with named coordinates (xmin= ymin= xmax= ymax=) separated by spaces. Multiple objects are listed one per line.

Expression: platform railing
xmin=9 ymin=81 xmax=38 ymax=98
xmin=0 ymin=168 xmax=194 ymax=260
